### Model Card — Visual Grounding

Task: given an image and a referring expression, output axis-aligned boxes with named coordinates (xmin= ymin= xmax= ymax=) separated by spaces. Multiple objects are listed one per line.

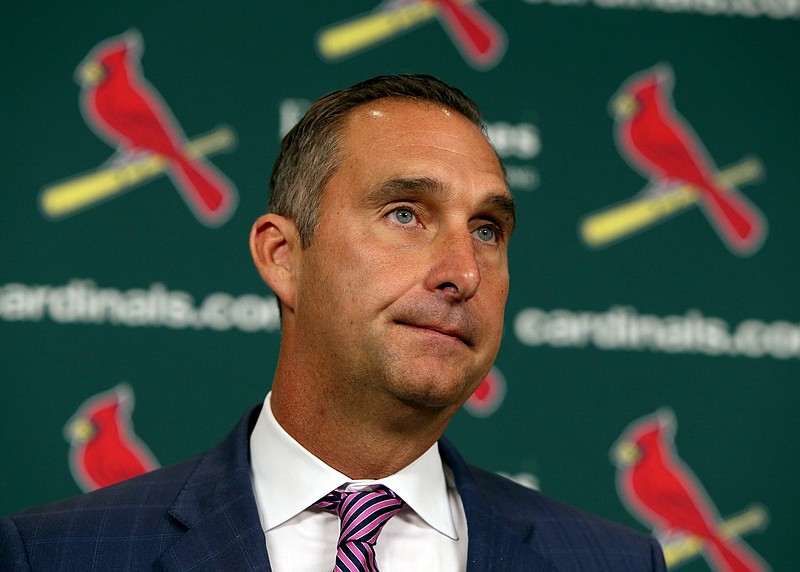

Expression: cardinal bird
xmin=64 ymin=384 xmax=159 ymax=492
xmin=75 ymin=30 xmax=236 ymax=225
xmin=611 ymin=65 xmax=766 ymax=255
xmin=612 ymin=409 xmax=768 ymax=572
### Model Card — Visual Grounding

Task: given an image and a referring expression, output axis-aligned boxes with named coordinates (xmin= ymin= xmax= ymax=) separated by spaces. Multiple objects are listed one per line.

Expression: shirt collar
xmin=249 ymin=392 xmax=459 ymax=539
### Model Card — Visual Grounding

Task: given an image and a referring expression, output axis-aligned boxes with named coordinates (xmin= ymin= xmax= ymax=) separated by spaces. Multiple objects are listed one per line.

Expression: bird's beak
xmin=612 ymin=440 xmax=640 ymax=466
xmin=66 ymin=418 xmax=95 ymax=443
xmin=77 ymin=60 xmax=104 ymax=86
xmin=612 ymin=93 xmax=638 ymax=119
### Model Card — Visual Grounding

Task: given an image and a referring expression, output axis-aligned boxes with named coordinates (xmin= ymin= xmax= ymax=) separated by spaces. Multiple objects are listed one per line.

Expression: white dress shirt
xmin=249 ymin=392 xmax=468 ymax=571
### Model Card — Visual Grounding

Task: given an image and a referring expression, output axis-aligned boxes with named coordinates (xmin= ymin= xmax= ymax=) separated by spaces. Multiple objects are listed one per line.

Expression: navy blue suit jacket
xmin=1 ymin=406 xmax=666 ymax=571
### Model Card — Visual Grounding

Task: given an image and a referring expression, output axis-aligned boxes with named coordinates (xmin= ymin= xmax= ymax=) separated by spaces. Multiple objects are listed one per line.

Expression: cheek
xmin=478 ymin=275 xmax=509 ymax=334
xmin=481 ymin=263 xmax=510 ymax=301
xmin=321 ymin=243 xmax=383 ymax=309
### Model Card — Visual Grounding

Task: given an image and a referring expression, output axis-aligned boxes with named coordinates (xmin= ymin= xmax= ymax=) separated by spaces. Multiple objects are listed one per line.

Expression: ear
xmin=250 ymin=213 xmax=300 ymax=311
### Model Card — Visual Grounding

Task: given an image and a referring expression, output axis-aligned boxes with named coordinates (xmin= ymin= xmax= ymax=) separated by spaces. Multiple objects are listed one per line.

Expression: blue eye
xmin=474 ymin=225 xmax=496 ymax=242
xmin=389 ymin=208 xmax=415 ymax=225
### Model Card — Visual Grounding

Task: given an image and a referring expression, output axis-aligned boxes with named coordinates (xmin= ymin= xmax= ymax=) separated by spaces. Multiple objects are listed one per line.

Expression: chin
xmin=373 ymin=346 xmax=491 ymax=411
xmin=388 ymin=371 xmax=482 ymax=411
xmin=396 ymin=389 xmax=462 ymax=410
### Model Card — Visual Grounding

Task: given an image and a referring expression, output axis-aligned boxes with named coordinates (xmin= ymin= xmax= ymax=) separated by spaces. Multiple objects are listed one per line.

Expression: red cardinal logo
xmin=611 ymin=65 xmax=767 ymax=256
xmin=64 ymin=383 xmax=159 ymax=492
xmin=612 ymin=409 xmax=770 ymax=572
xmin=464 ymin=366 xmax=507 ymax=417
xmin=75 ymin=30 xmax=237 ymax=226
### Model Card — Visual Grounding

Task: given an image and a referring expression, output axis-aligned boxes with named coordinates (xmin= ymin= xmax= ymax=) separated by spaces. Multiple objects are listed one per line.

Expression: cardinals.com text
xmin=515 ymin=305 xmax=800 ymax=360
xmin=0 ymin=279 xmax=280 ymax=333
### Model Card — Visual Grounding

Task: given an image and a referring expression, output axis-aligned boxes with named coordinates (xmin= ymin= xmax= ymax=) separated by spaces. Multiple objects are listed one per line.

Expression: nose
xmin=424 ymin=230 xmax=481 ymax=301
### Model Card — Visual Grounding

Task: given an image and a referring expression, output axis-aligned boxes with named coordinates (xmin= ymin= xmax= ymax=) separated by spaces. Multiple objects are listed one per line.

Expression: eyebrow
xmin=361 ymin=176 xmax=446 ymax=207
xmin=487 ymin=193 xmax=516 ymax=234
xmin=362 ymin=176 xmax=516 ymax=233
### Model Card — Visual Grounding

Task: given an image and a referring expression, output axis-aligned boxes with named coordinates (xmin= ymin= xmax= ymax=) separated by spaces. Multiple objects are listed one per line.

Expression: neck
xmin=269 ymin=355 xmax=455 ymax=479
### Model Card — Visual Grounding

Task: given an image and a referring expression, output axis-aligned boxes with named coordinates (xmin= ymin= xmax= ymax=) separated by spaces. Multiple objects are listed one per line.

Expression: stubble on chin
xmin=372 ymin=344 xmax=488 ymax=413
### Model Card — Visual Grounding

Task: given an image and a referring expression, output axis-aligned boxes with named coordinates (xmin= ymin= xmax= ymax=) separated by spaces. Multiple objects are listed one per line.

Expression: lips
xmin=390 ymin=301 xmax=480 ymax=347
xmin=397 ymin=320 xmax=474 ymax=346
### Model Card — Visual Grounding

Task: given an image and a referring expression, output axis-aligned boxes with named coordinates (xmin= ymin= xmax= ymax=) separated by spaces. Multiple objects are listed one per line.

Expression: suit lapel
xmin=439 ymin=438 xmax=559 ymax=572
xmin=153 ymin=408 xmax=558 ymax=571
xmin=159 ymin=406 xmax=272 ymax=572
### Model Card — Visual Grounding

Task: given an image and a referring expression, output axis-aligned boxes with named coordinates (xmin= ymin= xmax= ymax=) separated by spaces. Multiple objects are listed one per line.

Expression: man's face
xmin=293 ymin=98 xmax=514 ymax=413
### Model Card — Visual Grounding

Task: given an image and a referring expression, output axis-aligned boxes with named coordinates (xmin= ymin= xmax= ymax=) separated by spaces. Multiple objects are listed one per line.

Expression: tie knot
xmin=315 ymin=485 xmax=406 ymax=567
xmin=316 ymin=485 xmax=405 ymax=537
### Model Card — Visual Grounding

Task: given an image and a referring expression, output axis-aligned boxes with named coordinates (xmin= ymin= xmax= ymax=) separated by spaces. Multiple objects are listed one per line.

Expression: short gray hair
xmin=268 ymin=74 xmax=489 ymax=247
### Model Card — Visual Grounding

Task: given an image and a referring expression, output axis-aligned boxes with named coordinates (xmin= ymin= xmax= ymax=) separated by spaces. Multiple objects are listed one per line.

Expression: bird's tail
xmin=697 ymin=182 xmax=766 ymax=256
xmin=705 ymin=533 xmax=770 ymax=572
xmin=169 ymin=154 xmax=238 ymax=226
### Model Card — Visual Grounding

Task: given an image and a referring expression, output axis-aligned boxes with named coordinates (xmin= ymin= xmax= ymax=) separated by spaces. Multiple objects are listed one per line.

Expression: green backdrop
xmin=3 ymin=1 xmax=798 ymax=570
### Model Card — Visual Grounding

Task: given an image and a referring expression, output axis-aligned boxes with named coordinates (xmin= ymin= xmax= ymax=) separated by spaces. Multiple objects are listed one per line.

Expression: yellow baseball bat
xmin=661 ymin=504 xmax=769 ymax=567
xmin=317 ymin=0 xmax=475 ymax=60
xmin=318 ymin=3 xmax=438 ymax=60
xmin=39 ymin=126 xmax=236 ymax=220
xmin=579 ymin=157 xmax=764 ymax=248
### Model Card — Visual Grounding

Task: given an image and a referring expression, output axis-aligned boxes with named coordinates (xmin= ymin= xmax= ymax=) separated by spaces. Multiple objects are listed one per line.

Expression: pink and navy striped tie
xmin=315 ymin=485 xmax=406 ymax=572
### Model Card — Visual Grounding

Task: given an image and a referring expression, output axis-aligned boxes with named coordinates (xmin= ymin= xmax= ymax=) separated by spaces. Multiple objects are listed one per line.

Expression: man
xmin=1 ymin=75 xmax=666 ymax=571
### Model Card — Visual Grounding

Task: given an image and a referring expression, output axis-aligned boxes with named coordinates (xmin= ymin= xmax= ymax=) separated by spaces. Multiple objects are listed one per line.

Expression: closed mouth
xmin=399 ymin=321 xmax=471 ymax=346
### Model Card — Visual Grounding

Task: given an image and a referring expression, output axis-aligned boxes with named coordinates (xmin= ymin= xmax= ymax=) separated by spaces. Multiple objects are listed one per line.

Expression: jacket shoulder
xmin=468 ymin=464 xmax=667 ymax=571
xmin=11 ymin=451 xmax=203 ymax=521
xmin=471 ymin=464 xmax=625 ymax=528
xmin=1 ymin=455 xmax=203 ymax=570
xmin=0 ymin=406 xmax=262 ymax=571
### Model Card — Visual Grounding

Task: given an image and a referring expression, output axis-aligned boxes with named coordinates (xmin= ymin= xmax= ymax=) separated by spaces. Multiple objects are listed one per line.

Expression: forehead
xmin=331 ymin=98 xmax=508 ymax=198
xmin=341 ymin=98 xmax=493 ymax=155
